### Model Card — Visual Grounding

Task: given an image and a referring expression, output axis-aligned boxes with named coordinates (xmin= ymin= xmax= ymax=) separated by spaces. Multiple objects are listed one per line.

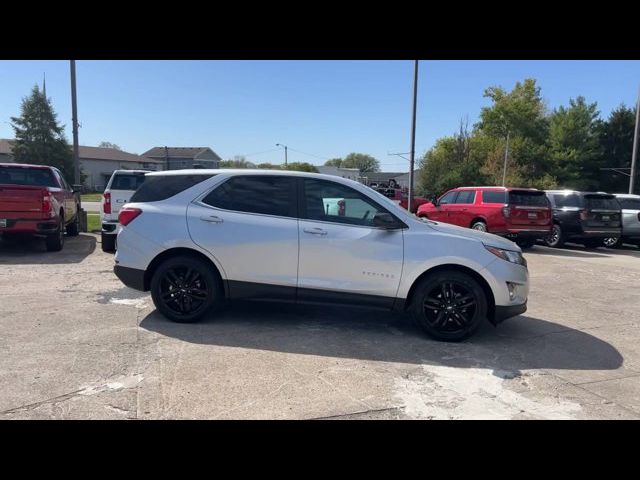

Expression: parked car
xmin=113 ymin=170 xmax=529 ymax=342
xmin=416 ymin=186 xmax=552 ymax=248
xmin=374 ymin=187 xmax=429 ymax=212
xmin=602 ymin=193 xmax=640 ymax=248
xmin=543 ymin=190 xmax=622 ymax=248
xmin=101 ymin=169 xmax=149 ymax=252
xmin=0 ymin=163 xmax=79 ymax=251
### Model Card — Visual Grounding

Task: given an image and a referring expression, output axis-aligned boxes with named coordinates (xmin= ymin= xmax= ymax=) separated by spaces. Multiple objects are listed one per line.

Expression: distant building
xmin=0 ymin=139 xmax=162 ymax=190
xmin=142 ymin=146 xmax=221 ymax=170
xmin=316 ymin=166 xmax=361 ymax=181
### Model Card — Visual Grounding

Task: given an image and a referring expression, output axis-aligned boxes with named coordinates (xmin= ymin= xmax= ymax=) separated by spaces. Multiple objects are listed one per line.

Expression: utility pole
xmin=408 ymin=60 xmax=419 ymax=213
xmin=630 ymin=84 xmax=640 ymax=194
xmin=70 ymin=60 xmax=80 ymax=185
xmin=502 ymin=131 xmax=510 ymax=187
xmin=276 ymin=143 xmax=288 ymax=166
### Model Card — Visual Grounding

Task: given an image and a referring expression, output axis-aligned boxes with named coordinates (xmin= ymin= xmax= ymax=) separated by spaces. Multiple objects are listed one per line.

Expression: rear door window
xmin=553 ymin=194 xmax=582 ymax=208
xmin=111 ymin=173 xmax=147 ymax=191
xmin=202 ymin=175 xmax=296 ymax=218
xmin=585 ymin=195 xmax=619 ymax=210
xmin=130 ymin=174 xmax=215 ymax=202
xmin=508 ymin=191 xmax=549 ymax=207
xmin=453 ymin=190 xmax=476 ymax=204
xmin=481 ymin=191 xmax=506 ymax=203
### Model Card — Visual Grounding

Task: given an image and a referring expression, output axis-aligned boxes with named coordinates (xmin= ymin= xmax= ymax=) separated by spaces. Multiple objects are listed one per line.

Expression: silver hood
xmin=423 ymin=220 xmax=522 ymax=252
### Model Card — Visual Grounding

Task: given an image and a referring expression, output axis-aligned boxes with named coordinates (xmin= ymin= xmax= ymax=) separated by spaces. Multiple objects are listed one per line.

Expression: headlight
xmin=484 ymin=245 xmax=527 ymax=267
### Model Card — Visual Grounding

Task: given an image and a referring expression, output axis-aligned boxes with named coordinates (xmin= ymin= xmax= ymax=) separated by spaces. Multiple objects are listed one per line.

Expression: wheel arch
xmin=469 ymin=217 xmax=487 ymax=228
xmin=144 ymin=247 xmax=227 ymax=297
xmin=402 ymin=263 xmax=495 ymax=320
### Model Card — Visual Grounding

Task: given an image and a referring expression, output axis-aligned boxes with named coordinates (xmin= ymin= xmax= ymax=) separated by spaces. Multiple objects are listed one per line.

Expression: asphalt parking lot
xmin=1 ymin=233 xmax=640 ymax=419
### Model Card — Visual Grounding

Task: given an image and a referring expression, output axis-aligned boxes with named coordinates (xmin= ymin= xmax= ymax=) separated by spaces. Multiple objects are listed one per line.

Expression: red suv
xmin=417 ymin=186 xmax=552 ymax=248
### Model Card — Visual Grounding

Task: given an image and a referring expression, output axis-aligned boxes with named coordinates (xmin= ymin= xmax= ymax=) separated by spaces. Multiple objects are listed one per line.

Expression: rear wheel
xmin=410 ymin=270 xmax=487 ymax=342
xmin=471 ymin=220 xmax=487 ymax=232
xmin=150 ymin=255 xmax=221 ymax=323
xmin=45 ymin=217 xmax=64 ymax=252
xmin=602 ymin=237 xmax=621 ymax=248
xmin=544 ymin=224 xmax=564 ymax=248
xmin=101 ymin=232 xmax=116 ymax=253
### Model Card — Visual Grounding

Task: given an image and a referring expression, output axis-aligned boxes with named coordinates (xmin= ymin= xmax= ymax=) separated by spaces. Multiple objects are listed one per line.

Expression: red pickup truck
xmin=0 ymin=163 xmax=80 ymax=251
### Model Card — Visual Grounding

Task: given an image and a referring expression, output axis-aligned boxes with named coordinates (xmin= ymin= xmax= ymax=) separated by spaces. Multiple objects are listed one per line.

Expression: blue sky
xmin=1 ymin=60 xmax=638 ymax=172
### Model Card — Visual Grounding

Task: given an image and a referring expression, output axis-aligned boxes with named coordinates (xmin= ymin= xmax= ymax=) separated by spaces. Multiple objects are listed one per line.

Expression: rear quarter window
xmin=552 ymin=194 xmax=582 ymax=208
xmin=129 ymin=174 xmax=215 ymax=203
xmin=481 ymin=191 xmax=506 ymax=203
xmin=585 ymin=196 xmax=619 ymax=210
xmin=619 ymin=198 xmax=640 ymax=210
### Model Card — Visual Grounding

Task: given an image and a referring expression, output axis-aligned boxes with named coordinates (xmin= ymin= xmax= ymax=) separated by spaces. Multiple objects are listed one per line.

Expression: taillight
xmin=579 ymin=209 xmax=588 ymax=221
xmin=42 ymin=192 xmax=52 ymax=215
xmin=103 ymin=192 xmax=111 ymax=214
xmin=118 ymin=207 xmax=142 ymax=226
xmin=502 ymin=206 xmax=510 ymax=218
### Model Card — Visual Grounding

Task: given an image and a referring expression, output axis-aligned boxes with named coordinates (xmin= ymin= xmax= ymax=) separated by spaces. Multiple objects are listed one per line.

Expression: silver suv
xmin=113 ymin=170 xmax=529 ymax=341
xmin=603 ymin=194 xmax=640 ymax=248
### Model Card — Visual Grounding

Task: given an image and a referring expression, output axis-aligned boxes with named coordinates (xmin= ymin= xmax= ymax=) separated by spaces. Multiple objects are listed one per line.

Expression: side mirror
xmin=373 ymin=212 xmax=404 ymax=229
xmin=431 ymin=195 xmax=439 ymax=206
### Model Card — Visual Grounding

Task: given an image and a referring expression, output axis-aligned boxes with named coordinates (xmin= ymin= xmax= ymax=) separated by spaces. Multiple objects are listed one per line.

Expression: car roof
xmin=112 ymin=169 xmax=150 ymax=174
xmin=0 ymin=163 xmax=53 ymax=170
xmin=612 ymin=193 xmax=640 ymax=199
xmin=452 ymin=186 xmax=541 ymax=191
xmin=545 ymin=190 xmax=614 ymax=196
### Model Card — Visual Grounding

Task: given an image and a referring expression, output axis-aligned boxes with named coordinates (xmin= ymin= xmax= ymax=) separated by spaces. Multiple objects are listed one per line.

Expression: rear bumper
xmin=493 ymin=301 xmax=527 ymax=324
xmin=503 ymin=228 xmax=551 ymax=240
xmin=114 ymin=265 xmax=147 ymax=291
xmin=0 ymin=218 xmax=59 ymax=235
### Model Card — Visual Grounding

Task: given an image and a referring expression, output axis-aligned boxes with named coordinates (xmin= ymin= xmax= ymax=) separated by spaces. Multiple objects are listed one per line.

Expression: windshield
xmin=0 ymin=166 xmax=57 ymax=187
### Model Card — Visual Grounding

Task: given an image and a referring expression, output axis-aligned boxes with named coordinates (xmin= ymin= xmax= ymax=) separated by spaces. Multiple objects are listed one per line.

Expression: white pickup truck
xmin=101 ymin=169 xmax=149 ymax=252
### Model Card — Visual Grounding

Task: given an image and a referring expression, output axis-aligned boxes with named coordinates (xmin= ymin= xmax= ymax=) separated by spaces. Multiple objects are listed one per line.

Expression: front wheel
xmin=66 ymin=209 xmax=80 ymax=237
xmin=150 ymin=255 xmax=221 ymax=323
xmin=410 ymin=270 xmax=488 ymax=342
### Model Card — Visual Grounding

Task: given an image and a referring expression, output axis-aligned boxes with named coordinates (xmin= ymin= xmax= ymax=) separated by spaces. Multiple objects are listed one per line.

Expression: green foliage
xmin=10 ymin=85 xmax=74 ymax=180
xmin=282 ymin=162 xmax=318 ymax=173
xmin=98 ymin=141 xmax=122 ymax=150
xmin=324 ymin=158 xmax=343 ymax=167
xmin=419 ymin=78 xmax=637 ymax=195
xmin=340 ymin=152 xmax=380 ymax=173
xmin=219 ymin=156 xmax=256 ymax=168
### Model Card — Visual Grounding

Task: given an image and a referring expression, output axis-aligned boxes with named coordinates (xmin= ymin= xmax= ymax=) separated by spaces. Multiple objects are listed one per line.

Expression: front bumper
xmin=114 ymin=265 xmax=147 ymax=291
xmin=493 ymin=301 xmax=527 ymax=324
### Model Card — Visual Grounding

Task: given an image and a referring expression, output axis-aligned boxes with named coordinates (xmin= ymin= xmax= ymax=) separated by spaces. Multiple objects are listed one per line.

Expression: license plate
xmin=0 ymin=219 xmax=6 ymax=228
xmin=601 ymin=215 xmax=610 ymax=221
xmin=528 ymin=212 xmax=537 ymax=219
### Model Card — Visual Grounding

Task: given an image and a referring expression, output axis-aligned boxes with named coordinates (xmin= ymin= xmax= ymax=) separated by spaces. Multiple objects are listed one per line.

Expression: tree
xmin=98 ymin=141 xmax=122 ymax=150
xmin=324 ymin=158 xmax=343 ymax=167
xmin=256 ymin=162 xmax=280 ymax=169
xmin=283 ymin=162 xmax=318 ymax=173
xmin=597 ymin=104 xmax=636 ymax=193
xmin=219 ymin=155 xmax=255 ymax=169
xmin=340 ymin=153 xmax=380 ymax=173
xmin=547 ymin=96 xmax=602 ymax=190
xmin=10 ymin=85 xmax=74 ymax=180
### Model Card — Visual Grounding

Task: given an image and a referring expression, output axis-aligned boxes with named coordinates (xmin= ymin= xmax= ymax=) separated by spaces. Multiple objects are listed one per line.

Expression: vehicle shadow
xmin=139 ymin=302 xmax=623 ymax=375
xmin=0 ymin=233 xmax=96 ymax=265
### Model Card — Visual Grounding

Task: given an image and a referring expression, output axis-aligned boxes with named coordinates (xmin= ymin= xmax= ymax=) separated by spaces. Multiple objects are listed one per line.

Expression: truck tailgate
xmin=0 ymin=185 xmax=44 ymax=215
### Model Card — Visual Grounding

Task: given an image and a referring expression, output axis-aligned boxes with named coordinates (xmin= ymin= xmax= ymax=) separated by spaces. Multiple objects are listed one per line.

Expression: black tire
xmin=583 ymin=239 xmax=601 ymax=249
xmin=101 ymin=232 xmax=116 ymax=253
xmin=602 ymin=237 xmax=621 ymax=249
xmin=45 ymin=217 xmax=64 ymax=252
xmin=150 ymin=255 xmax=221 ymax=323
xmin=471 ymin=220 xmax=487 ymax=232
xmin=544 ymin=224 xmax=564 ymax=248
xmin=410 ymin=270 xmax=488 ymax=342
xmin=66 ymin=208 xmax=80 ymax=237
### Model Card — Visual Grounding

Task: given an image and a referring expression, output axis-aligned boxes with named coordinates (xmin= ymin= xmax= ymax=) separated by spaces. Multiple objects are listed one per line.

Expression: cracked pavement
xmin=1 ymin=233 xmax=640 ymax=419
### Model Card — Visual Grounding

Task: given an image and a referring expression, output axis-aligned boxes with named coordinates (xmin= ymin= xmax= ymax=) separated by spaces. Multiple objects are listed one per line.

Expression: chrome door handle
xmin=200 ymin=215 xmax=223 ymax=223
xmin=303 ymin=227 xmax=328 ymax=236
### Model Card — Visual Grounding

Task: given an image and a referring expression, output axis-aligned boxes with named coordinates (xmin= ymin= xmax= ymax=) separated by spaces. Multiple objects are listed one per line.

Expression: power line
xmin=238 ymin=147 xmax=282 ymax=158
